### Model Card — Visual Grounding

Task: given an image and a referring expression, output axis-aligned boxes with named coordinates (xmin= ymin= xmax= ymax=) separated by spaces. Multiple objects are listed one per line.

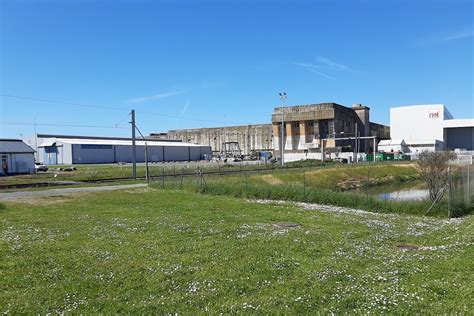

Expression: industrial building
xmin=24 ymin=134 xmax=212 ymax=165
xmin=152 ymin=124 xmax=273 ymax=156
xmin=156 ymin=102 xmax=390 ymax=160
xmin=271 ymin=103 xmax=390 ymax=156
xmin=0 ymin=139 xmax=36 ymax=175
xmin=386 ymin=104 xmax=474 ymax=154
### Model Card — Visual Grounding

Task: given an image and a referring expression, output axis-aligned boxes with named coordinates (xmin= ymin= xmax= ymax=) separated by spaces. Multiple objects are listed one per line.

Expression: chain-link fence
xmin=448 ymin=155 xmax=474 ymax=217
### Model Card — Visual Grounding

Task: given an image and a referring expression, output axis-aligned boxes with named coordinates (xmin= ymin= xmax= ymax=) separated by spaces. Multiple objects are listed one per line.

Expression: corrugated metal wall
xmin=68 ymin=144 xmax=211 ymax=164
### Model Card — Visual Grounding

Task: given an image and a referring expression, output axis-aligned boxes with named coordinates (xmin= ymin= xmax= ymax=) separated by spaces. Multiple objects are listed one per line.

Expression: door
xmin=44 ymin=146 xmax=57 ymax=165
xmin=1 ymin=155 xmax=8 ymax=175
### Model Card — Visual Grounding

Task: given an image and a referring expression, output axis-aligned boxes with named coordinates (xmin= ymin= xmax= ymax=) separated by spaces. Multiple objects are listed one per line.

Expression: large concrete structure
xmin=153 ymin=124 xmax=273 ymax=156
xmin=24 ymin=134 xmax=212 ymax=165
xmin=388 ymin=104 xmax=474 ymax=153
xmin=271 ymin=103 xmax=390 ymax=155
xmin=157 ymin=102 xmax=389 ymax=158
xmin=0 ymin=139 xmax=36 ymax=175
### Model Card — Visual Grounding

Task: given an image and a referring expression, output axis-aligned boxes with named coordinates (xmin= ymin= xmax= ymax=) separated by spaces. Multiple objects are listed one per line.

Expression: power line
xmin=1 ymin=93 xmax=245 ymax=125
xmin=0 ymin=121 xmax=129 ymax=129
xmin=0 ymin=93 xmax=127 ymax=112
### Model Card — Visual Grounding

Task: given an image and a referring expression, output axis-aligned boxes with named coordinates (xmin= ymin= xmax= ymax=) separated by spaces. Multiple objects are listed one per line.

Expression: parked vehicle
xmin=34 ymin=162 xmax=48 ymax=172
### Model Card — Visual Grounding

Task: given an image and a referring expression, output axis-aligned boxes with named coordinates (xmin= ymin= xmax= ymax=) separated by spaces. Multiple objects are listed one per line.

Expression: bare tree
xmin=417 ymin=151 xmax=456 ymax=203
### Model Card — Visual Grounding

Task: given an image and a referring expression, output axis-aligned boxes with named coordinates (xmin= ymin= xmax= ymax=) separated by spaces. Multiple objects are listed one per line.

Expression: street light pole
xmin=279 ymin=92 xmax=287 ymax=167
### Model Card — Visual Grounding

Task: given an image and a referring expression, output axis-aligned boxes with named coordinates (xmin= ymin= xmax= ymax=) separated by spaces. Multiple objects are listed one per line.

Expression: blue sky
xmin=1 ymin=0 xmax=473 ymax=138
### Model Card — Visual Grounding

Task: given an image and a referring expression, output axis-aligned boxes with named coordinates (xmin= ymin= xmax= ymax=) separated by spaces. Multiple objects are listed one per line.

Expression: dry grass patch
xmin=260 ymin=174 xmax=284 ymax=185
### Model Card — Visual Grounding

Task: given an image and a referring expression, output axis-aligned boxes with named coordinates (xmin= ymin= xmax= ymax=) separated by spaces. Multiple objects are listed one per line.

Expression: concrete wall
xmin=271 ymin=103 xmax=389 ymax=154
xmin=157 ymin=124 xmax=273 ymax=155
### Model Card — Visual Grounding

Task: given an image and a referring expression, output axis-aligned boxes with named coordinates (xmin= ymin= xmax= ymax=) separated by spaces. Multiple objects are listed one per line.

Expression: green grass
xmin=0 ymin=189 xmax=472 ymax=313
xmin=0 ymin=161 xmax=276 ymax=186
xmin=251 ymin=163 xmax=420 ymax=191
xmin=153 ymin=164 xmax=473 ymax=217
xmin=0 ymin=160 xmax=412 ymax=187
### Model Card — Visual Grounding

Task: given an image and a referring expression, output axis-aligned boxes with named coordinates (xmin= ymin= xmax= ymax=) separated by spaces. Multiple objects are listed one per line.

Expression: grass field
xmin=1 ymin=188 xmax=472 ymax=313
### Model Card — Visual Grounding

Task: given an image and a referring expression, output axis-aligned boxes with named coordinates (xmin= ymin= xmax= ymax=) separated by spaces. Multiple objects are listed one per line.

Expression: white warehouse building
xmin=382 ymin=104 xmax=474 ymax=154
xmin=24 ymin=134 xmax=212 ymax=165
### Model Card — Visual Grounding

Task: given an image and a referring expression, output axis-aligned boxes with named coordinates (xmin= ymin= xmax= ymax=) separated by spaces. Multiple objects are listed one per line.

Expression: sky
xmin=1 ymin=0 xmax=473 ymax=139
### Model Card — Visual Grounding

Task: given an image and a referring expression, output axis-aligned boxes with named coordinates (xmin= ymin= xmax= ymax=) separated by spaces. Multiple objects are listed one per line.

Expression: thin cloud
xmin=126 ymin=90 xmax=186 ymax=104
xmin=175 ymin=99 xmax=191 ymax=129
xmin=442 ymin=29 xmax=474 ymax=41
xmin=316 ymin=56 xmax=354 ymax=72
xmin=417 ymin=28 xmax=474 ymax=46
xmin=293 ymin=62 xmax=337 ymax=80
xmin=179 ymin=99 xmax=190 ymax=117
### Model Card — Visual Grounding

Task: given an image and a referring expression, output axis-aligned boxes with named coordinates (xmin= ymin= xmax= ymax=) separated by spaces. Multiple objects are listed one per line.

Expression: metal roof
xmin=0 ymin=139 xmax=36 ymax=154
xmin=378 ymin=139 xmax=406 ymax=146
xmin=40 ymin=137 xmax=208 ymax=147
xmin=443 ymin=119 xmax=474 ymax=128
xmin=37 ymin=134 xmax=182 ymax=142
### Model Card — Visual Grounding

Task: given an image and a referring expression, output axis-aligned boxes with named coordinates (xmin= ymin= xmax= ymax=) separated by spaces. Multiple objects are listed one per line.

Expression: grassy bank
xmin=1 ymin=188 xmax=472 ymax=313
xmin=152 ymin=163 xmax=441 ymax=216
xmin=0 ymin=160 xmax=409 ymax=187
xmin=152 ymin=164 xmax=472 ymax=217
xmin=250 ymin=163 xmax=420 ymax=190
xmin=198 ymin=182 xmax=447 ymax=216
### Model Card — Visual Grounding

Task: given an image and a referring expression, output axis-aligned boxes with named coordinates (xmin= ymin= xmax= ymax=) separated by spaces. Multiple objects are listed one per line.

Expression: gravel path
xmin=0 ymin=184 xmax=148 ymax=202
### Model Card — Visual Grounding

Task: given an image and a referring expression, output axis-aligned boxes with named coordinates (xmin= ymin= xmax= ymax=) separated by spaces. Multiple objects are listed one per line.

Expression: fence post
xmin=303 ymin=170 xmax=306 ymax=200
xmin=180 ymin=167 xmax=184 ymax=189
xmin=244 ymin=170 xmax=248 ymax=189
xmin=448 ymin=166 xmax=452 ymax=218
xmin=162 ymin=167 xmax=165 ymax=189
xmin=467 ymin=163 xmax=471 ymax=204
xmin=366 ymin=168 xmax=370 ymax=208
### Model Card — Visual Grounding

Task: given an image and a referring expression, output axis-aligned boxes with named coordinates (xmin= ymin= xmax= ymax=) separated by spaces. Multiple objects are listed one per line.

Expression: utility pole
xmin=130 ymin=110 xmax=137 ymax=179
xmin=373 ymin=137 xmax=377 ymax=163
xmin=354 ymin=121 xmax=358 ymax=163
xmin=144 ymin=142 xmax=149 ymax=184
xmin=134 ymin=124 xmax=149 ymax=184
xmin=34 ymin=116 xmax=38 ymax=161
xmin=279 ymin=92 xmax=287 ymax=167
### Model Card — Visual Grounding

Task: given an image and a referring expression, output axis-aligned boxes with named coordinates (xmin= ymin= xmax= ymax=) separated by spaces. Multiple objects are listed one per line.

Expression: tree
xmin=417 ymin=151 xmax=456 ymax=203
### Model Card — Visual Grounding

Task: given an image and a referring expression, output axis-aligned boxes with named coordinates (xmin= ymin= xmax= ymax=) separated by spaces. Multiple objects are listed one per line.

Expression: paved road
xmin=0 ymin=183 xmax=148 ymax=202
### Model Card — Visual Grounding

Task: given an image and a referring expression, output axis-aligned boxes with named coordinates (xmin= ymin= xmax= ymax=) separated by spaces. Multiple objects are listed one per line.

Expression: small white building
xmin=0 ymin=139 xmax=36 ymax=175
xmin=377 ymin=139 xmax=408 ymax=153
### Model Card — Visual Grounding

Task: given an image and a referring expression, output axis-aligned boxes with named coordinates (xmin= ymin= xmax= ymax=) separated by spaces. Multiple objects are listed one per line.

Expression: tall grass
xmin=197 ymin=181 xmax=450 ymax=217
xmin=151 ymin=163 xmax=472 ymax=217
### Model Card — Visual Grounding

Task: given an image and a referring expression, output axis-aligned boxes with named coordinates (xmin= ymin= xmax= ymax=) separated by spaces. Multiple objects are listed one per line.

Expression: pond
xmin=377 ymin=188 xmax=429 ymax=201
xmin=355 ymin=181 xmax=429 ymax=201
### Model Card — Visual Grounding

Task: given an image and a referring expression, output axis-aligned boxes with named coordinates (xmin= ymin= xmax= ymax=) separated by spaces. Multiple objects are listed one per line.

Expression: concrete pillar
xmin=285 ymin=122 xmax=293 ymax=150
xmin=299 ymin=121 xmax=307 ymax=148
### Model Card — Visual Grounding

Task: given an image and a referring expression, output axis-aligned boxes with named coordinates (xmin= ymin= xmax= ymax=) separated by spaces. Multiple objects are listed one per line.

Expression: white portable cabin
xmin=377 ymin=139 xmax=408 ymax=153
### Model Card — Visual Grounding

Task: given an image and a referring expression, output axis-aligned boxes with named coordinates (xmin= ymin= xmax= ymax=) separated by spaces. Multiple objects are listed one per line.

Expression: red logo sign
xmin=429 ymin=111 xmax=439 ymax=119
